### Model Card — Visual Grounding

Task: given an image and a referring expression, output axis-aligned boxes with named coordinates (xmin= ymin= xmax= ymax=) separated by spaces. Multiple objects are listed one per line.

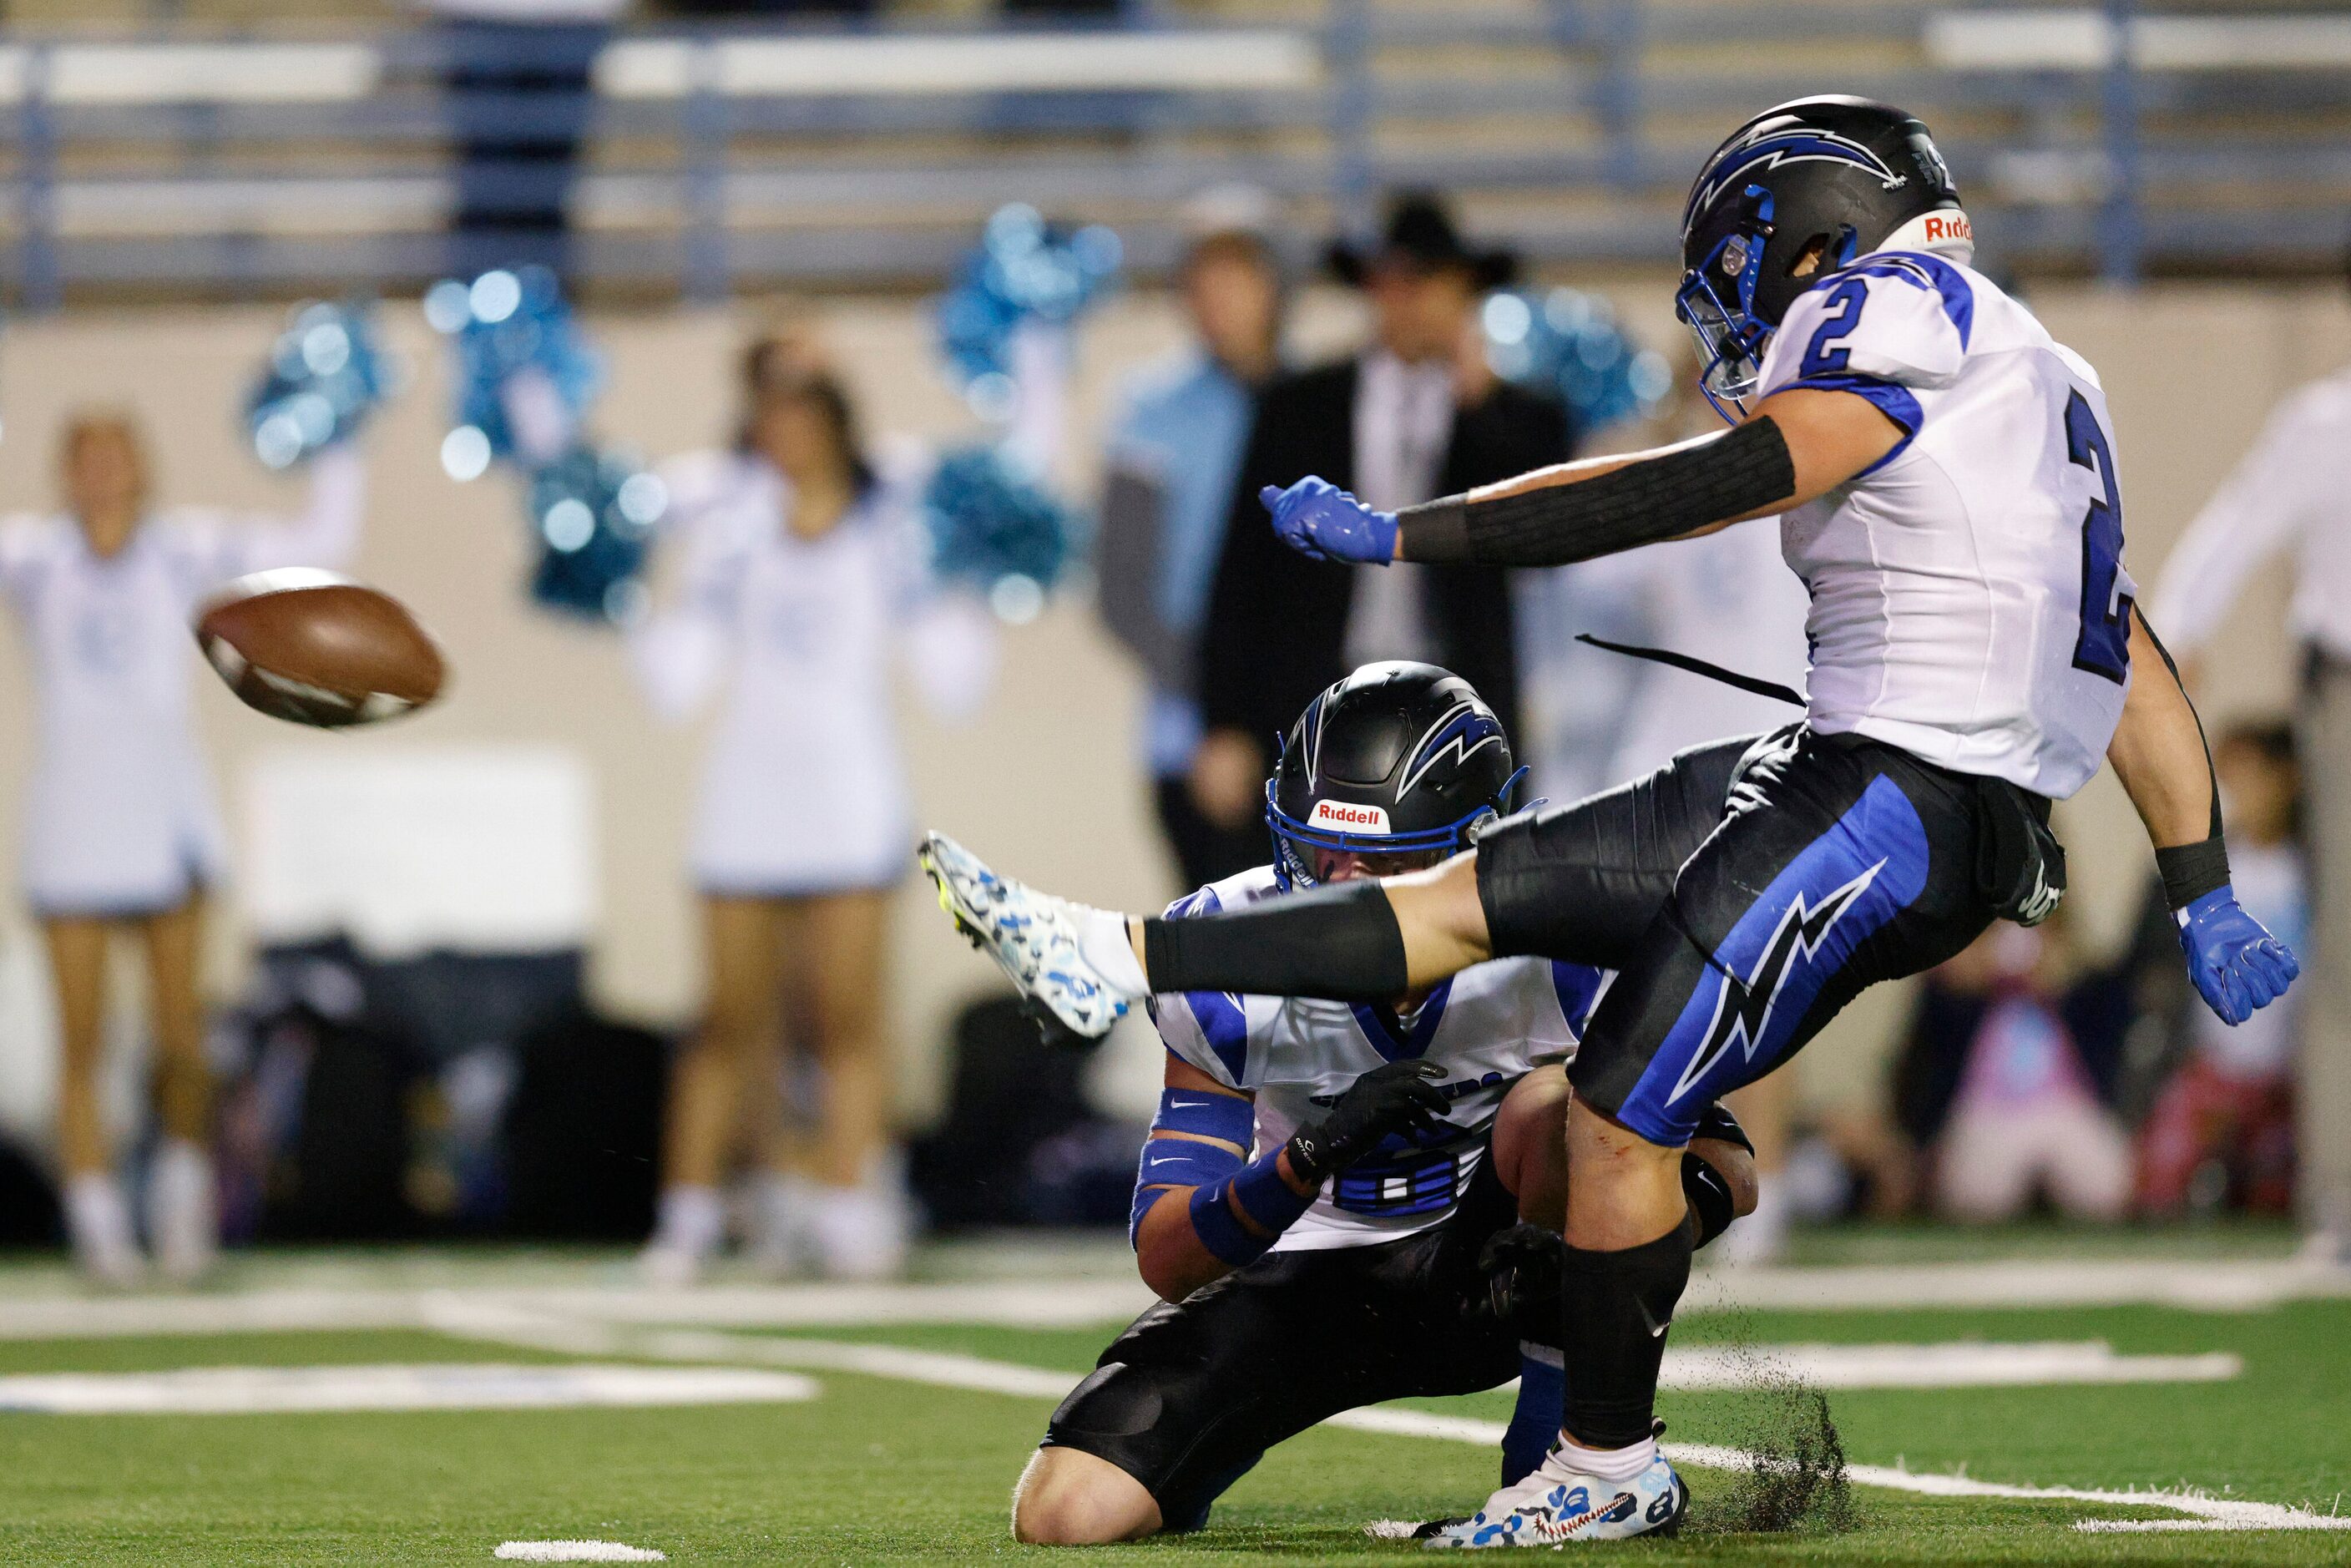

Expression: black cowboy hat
xmin=1327 ymin=191 xmax=1519 ymax=291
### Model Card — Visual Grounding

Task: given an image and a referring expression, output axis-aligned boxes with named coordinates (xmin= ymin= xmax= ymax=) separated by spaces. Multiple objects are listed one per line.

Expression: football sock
xmin=1503 ymin=1343 xmax=1565 ymax=1485
xmin=1077 ymin=907 xmax=1150 ymax=996
xmin=1142 ymin=880 xmax=1408 ymax=1000
xmin=1559 ymin=1209 xmax=1696 ymax=1450
xmin=1561 ymin=1431 xmax=1659 ymax=1483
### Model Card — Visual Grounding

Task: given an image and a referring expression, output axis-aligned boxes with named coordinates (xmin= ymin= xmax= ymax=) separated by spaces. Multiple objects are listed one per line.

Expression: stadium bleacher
xmin=5 ymin=3 xmax=2350 ymax=306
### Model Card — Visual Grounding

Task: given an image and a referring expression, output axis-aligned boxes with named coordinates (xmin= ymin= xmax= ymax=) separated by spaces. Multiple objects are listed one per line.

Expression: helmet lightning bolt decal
xmin=1397 ymin=702 xmax=1506 ymax=799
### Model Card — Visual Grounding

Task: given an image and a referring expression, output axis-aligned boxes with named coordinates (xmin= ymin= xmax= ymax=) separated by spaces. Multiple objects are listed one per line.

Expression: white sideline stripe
xmin=1657 ymin=1341 xmax=2240 ymax=1390
xmin=0 ymin=1279 xmax=1160 ymax=1341
xmin=2076 ymin=1520 xmax=2307 ymax=1533
xmin=496 ymin=1545 xmax=666 ymax=1563
xmin=0 ymin=1362 xmax=815 ymax=1415
xmin=1689 ymin=1256 xmax=2351 ymax=1314
xmin=425 ymin=1312 xmax=2345 ymax=1534
xmin=1 ymin=1257 xmax=2342 ymax=1343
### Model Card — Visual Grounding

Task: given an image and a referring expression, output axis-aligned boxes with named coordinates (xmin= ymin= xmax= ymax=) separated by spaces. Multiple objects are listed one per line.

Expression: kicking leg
xmin=920 ymin=734 xmax=1759 ymax=1034
xmin=1441 ymin=732 xmax=2000 ymax=1546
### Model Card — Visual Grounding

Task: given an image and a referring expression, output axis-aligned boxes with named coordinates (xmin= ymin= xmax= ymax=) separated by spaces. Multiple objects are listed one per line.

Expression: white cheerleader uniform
xmin=630 ymin=449 xmax=994 ymax=897
xmin=0 ymin=447 xmax=366 ymax=916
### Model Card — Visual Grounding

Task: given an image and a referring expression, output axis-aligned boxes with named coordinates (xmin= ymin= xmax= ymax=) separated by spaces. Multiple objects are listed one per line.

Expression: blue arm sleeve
xmin=1129 ymin=1080 xmax=1254 ymax=1247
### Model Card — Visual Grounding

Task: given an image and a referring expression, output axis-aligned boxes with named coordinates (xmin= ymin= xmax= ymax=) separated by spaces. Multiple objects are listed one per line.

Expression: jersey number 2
xmin=2065 ymin=387 xmax=2131 ymax=685
xmin=1797 ymin=279 xmax=1870 ymax=378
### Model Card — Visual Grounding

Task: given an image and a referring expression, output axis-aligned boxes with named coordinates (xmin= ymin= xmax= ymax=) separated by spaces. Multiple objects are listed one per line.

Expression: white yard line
xmin=1658 ymin=1340 xmax=2240 ymax=1388
xmin=495 ymin=1544 xmax=666 ymax=1563
xmin=0 ymin=1257 xmax=2341 ymax=1342
xmin=1689 ymin=1256 xmax=2351 ymax=1313
xmin=423 ymin=1312 xmax=2347 ymax=1534
xmin=0 ymin=1362 xmax=814 ymax=1415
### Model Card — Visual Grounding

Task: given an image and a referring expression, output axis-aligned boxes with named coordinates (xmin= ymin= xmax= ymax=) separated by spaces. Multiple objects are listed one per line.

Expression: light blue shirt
xmin=1105 ymin=350 xmax=1257 ymax=774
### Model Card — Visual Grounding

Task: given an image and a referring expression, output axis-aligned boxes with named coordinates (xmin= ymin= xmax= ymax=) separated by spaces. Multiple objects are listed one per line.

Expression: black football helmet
xmin=1266 ymin=661 xmax=1527 ymax=891
xmin=1676 ymin=96 xmax=1965 ymax=421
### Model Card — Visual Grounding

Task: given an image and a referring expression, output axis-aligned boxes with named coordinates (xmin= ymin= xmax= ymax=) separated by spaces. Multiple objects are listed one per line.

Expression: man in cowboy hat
xmin=1186 ymin=193 xmax=1572 ymax=839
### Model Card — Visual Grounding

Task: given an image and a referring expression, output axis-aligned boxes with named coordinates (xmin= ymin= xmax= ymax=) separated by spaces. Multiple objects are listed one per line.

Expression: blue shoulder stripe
xmin=1831 ymin=251 xmax=1974 ymax=349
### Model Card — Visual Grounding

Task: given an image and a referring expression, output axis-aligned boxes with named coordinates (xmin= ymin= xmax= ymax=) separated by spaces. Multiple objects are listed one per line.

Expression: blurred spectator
xmin=629 ymin=341 xmax=995 ymax=1286
xmin=1192 ymin=193 xmax=1570 ymax=832
xmin=2136 ymin=721 xmax=2307 ymax=1217
xmin=2150 ymin=347 xmax=2351 ymax=1259
xmin=419 ymin=0 xmax=627 ymax=281
xmin=1095 ymin=186 xmax=1285 ymax=888
xmin=0 ymin=412 xmax=369 ymax=1285
xmin=1894 ymin=916 xmax=2135 ymax=1223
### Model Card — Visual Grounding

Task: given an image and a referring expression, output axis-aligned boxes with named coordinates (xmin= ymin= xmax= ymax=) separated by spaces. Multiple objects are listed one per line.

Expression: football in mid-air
xmin=195 ymin=569 xmax=445 ymax=727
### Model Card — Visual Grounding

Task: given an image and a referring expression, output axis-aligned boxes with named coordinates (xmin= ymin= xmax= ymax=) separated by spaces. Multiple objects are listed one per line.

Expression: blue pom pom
xmin=1481 ymin=288 xmax=1671 ymax=433
xmin=934 ymin=205 xmax=1123 ymax=398
xmin=426 ymin=265 xmax=604 ymax=470
xmin=921 ymin=445 xmax=1080 ymax=620
xmin=523 ymin=444 xmax=669 ymax=623
xmin=245 ymin=300 xmax=392 ymax=469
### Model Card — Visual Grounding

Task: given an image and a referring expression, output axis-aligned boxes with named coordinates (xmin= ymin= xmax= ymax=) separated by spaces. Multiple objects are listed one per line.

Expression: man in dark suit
xmin=1186 ymin=195 xmax=1573 ymax=860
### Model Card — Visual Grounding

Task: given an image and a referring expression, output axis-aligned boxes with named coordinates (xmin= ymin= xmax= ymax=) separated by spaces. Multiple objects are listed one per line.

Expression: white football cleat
xmin=918 ymin=832 xmax=1135 ymax=1039
xmin=1423 ymin=1446 xmax=1686 ymax=1548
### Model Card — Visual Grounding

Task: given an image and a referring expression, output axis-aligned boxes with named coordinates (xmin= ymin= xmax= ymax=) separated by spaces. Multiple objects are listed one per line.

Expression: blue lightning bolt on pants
xmin=1475 ymin=723 xmax=2035 ymax=1146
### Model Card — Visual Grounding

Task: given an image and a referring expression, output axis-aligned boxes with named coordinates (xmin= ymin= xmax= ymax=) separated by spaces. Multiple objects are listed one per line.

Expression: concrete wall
xmin=0 ymin=278 xmax=2321 ymax=1150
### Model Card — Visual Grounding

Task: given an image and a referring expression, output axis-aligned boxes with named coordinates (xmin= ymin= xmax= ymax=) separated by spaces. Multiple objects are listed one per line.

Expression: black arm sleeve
xmin=1397 ymin=417 xmax=1797 ymax=567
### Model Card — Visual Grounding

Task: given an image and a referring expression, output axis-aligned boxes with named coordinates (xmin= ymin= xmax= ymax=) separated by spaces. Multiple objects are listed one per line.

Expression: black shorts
xmin=1476 ymin=724 xmax=2034 ymax=1146
xmin=1041 ymin=1150 xmax=1524 ymax=1532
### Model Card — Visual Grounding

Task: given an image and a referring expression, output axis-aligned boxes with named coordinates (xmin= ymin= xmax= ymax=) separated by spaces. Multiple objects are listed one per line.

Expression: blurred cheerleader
xmin=0 ymin=412 xmax=365 ymax=1284
xmin=634 ymin=343 xmax=994 ymax=1285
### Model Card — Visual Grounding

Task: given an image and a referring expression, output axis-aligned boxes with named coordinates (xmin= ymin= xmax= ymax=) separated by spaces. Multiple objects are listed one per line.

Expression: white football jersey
xmin=1150 ymin=866 xmax=1609 ymax=1252
xmin=0 ymin=448 xmax=364 ymax=913
xmin=1756 ymin=250 xmax=2134 ymax=799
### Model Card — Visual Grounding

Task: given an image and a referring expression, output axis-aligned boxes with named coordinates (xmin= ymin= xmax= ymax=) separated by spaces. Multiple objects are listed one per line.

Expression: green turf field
xmin=0 ymin=1239 xmax=2343 ymax=1565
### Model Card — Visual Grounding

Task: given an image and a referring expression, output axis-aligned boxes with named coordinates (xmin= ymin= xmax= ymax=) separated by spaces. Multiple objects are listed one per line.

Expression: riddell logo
xmin=1311 ymin=800 xmax=1390 ymax=834
xmin=1922 ymin=212 xmax=1972 ymax=245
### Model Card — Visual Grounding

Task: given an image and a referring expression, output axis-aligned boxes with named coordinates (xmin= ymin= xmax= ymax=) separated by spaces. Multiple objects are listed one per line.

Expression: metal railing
xmin=4 ymin=3 xmax=2349 ymax=308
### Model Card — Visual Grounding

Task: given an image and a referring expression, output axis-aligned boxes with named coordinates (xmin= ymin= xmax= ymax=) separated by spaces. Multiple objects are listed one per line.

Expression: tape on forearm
xmin=1187 ymin=1152 xmax=1314 ymax=1267
xmin=2156 ymin=837 xmax=2232 ymax=913
xmin=1397 ymin=417 xmax=1796 ymax=567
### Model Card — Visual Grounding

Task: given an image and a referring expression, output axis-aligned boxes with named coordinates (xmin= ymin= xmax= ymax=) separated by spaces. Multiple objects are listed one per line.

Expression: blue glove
xmin=1260 ymin=477 xmax=1397 ymax=565
xmin=2177 ymin=886 xmax=2300 ymax=1026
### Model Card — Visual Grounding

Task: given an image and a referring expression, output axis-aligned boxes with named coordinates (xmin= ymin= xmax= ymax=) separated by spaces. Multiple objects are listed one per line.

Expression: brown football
xmin=195 ymin=569 xmax=445 ymax=727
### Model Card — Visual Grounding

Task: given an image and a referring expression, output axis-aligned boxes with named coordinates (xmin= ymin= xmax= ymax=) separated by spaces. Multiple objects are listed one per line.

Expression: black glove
xmin=1284 ymin=1059 xmax=1449 ymax=1183
xmin=1476 ymin=1221 xmax=1566 ymax=1343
